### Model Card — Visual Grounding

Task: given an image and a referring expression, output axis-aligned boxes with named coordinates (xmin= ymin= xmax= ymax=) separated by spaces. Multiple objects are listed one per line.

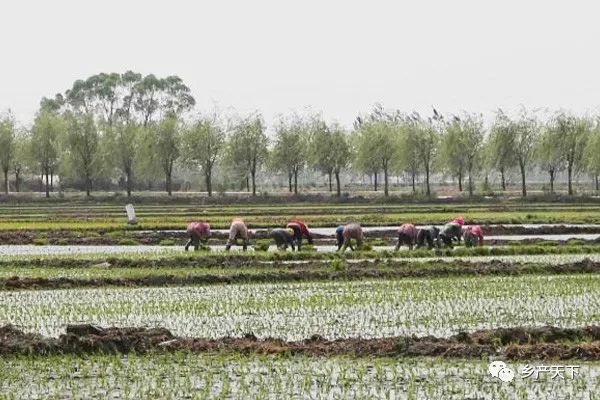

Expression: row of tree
xmin=1 ymin=72 xmax=600 ymax=198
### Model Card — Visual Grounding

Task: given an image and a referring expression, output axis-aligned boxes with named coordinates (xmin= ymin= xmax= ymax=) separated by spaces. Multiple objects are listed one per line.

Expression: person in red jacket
xmin=396 ymin=223 xmax=418 ymax=251
xmin=185 ymin=222 xmax=211 ymax=251
xmin=463 ymin=225 xmax=484 ymax=247
xmin=286 ymin=219 xmax=313 ymax=250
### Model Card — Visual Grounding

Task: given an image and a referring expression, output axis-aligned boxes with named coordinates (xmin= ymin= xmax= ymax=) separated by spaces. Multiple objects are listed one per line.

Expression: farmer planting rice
xmin=416 ymin=226 xmax=441 ymax=249
xmin=338 ymin=223 xmax=364 ymax=252
xmin=286 ymin=219 xmax=313 ymax=250
xmin=396 ymin=223 xmax=418 ymax=251
xmin=184 ymin=222 xmax=211 ymax=251
xmin=463 ymin=225 xmax=484 ymax=247
xmin=271 ymin=228 xmax=297 ymax=251
xmin=225 ymin=218 xmax=250 ymax=251
xmin=439 ymin=221 xmax=462 ymax=248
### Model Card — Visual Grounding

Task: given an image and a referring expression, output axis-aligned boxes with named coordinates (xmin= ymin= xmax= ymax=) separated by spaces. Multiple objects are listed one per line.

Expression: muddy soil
xmin=2 ymin=259 xmax=600 ymax=290
xmin=2 ymin=324 xmax=600 ymax=360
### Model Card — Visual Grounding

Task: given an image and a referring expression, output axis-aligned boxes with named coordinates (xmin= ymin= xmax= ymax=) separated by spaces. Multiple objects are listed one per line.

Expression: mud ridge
xmin=2 ymin=324 xmax=600 ymax=360
xmin=2 ymin=259 xmax=600 ymax=290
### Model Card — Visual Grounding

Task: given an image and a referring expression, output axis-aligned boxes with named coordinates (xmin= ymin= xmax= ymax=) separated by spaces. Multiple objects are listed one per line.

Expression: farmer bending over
xmin=439 ymin=221 xmax=462 ymax=248
xmin=225 ymin=218 xmax=250 ymax=251
xmin=286 ymin=219 xmax=313 ymax=251
xmin=416 ymin=226 xmax=441 ymax=249
xmin=185 ymin=222 xmax=211 ymax=251
xmin=338 ymin=223 xmax=364 ymax=252
xmin=396 ymin=223 xmax=418 ymax=251
xmin=463 ymin=225 xmax=484 ymax=247
xmin=271 ymin=228 xmax=297 ymax=251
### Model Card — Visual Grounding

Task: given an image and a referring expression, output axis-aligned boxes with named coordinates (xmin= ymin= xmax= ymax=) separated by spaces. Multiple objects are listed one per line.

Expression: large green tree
xmin=535 ymin=120 xmax=564 ymax=194
xmin=328 ymin=124 xmax=352 ymax=196
xmin=554 ymin=112 xmax=590 ymax=195
xmin=108 ymin=122 xmax=143 ymax=197
xmin=440 ymin=119 xmax=466 ymax=192
xmin=30 ymin=111 xmax=65 ymax=197
xmin=44 ymin=72 xmax=195 ymax=126
xmin=271 ymin=116 xmax=307 ymax=194
xmin=409 ymin=112 xmax=440 ymax=197
xmin=0 ymin=112 xmax=16 ymax=194
xmin=149 ymin=116 xmax=182 ymax=196
xmin=65 ymin=113 xmax=101 ymax=196
xmin=585 ymin=121 xmax=600 ymax=193
xmin=12 ymin=130 xmax=30 ymax=193
xmin=227 ymin=115 xmax=268 ymax=196
xmin=183 ymin=115 xmax=225 ymax=196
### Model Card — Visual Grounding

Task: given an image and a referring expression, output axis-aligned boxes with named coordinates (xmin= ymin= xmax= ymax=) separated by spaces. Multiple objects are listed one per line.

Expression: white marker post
xmin=125 ymin=204 xmax=137 ymax=225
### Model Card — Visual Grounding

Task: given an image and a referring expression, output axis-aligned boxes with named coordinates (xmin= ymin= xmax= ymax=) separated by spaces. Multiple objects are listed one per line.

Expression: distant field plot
xmin=3 ymin=201 xmax=600 ymax=231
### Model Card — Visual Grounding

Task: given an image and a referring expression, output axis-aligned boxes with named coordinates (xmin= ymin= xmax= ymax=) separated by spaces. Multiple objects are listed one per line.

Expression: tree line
xmin=1 ymin=72 xmax=600 ymax=198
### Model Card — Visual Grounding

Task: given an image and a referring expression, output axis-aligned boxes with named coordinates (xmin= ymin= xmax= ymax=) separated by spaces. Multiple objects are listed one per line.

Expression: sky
xmin=2 ymin=0 xmax=600 ymax=128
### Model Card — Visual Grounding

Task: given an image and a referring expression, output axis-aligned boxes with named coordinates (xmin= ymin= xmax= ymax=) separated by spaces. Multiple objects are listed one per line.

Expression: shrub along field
xmin=2 ymin=199 xmax=600 ymax=398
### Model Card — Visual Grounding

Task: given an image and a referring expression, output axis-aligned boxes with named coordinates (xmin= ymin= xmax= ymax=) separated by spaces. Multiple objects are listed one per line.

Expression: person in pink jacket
xmin=395 ymin=223 xmax=418 ymax=251
xmin=463 ymin=225 xmax=484 ymax=247
xmin=338 ymin=223 xmax=364 ymax=252
xmin=185 ymin=222 xmax=211 ymax=251
xmin=225 ymin=218 xmax=250 ymax=251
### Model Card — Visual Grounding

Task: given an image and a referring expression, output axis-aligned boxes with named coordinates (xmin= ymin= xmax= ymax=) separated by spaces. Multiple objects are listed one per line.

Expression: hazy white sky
xmin=2 ymin=0 xmax=599 ymax=127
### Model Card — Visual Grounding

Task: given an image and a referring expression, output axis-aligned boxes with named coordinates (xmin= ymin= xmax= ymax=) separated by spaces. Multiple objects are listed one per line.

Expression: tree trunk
xmin=205 ymin=169 xmax=213 ymax=197
xmin=246 ymin=176 xmax=250 ymax=192
xmin=85 ymin=172 xmax=91 ymax=197
xmin=166 ymin=173 xmax=172 ymax=196
xmin=288 ymin=172 xmax=292 ymax=192
xmin=3 ymin=169 xmax=8 ymax=194
xmin=328 ymin=172 xmax=332 ymax=192
xmin=549 ymin=169 xmax=554 ymax=194
xmin=40 ymin=172 xmax=43 ymax=193
xmin=411 ymin=171 xmax=416 ymax=193
xmin=383 ymin=164 xmax=389 ymax=197
xmin=425 ymin=165 xmax=431 ymax=197
xmin=50 ymin=171 xmax=54 ymax=192
xmin=567 ymin=164 xmax=573 ymax=195
xmin=468 ymin=168 xmax=473 ymax=197
xmin=15 ymin=170 xmax=20 ymax=193
xmin=458 ymin=169 xmax=463 ymax=192
xmin=335 ymin=171 xmax=341 ymax=196
xmin=126 ymin=169 xmax=132 ymax=197
xmin=596 ymin=175 xmax=599 ymax=193
xmin=166 ymin=162 xmax=173 ymax=196
xmin=500 ymin=168 xmax=506 ymax=191
xmin=293 ymin=169 xmax=298 ymax=195
xmin=373 ymin=172 xmax=378 ymax=192
xmin=45 ymin=169 xmax=50 ymax=198
xmin=520 ymin=163 xmax=526 ymax=197
xmin=251 ymin=170 xmax=257 ymax=196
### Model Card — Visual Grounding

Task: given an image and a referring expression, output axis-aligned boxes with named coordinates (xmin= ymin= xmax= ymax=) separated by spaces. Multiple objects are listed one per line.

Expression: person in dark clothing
xmin=335 ymin=225 xmax=346 ymax=251
xmin=416 ymin=226 xmax=441 ymax=249
xmin=271 ymin=228 xmax=296 ymax=251
xmin=439 ymin=222 xmax=462 ymax=248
